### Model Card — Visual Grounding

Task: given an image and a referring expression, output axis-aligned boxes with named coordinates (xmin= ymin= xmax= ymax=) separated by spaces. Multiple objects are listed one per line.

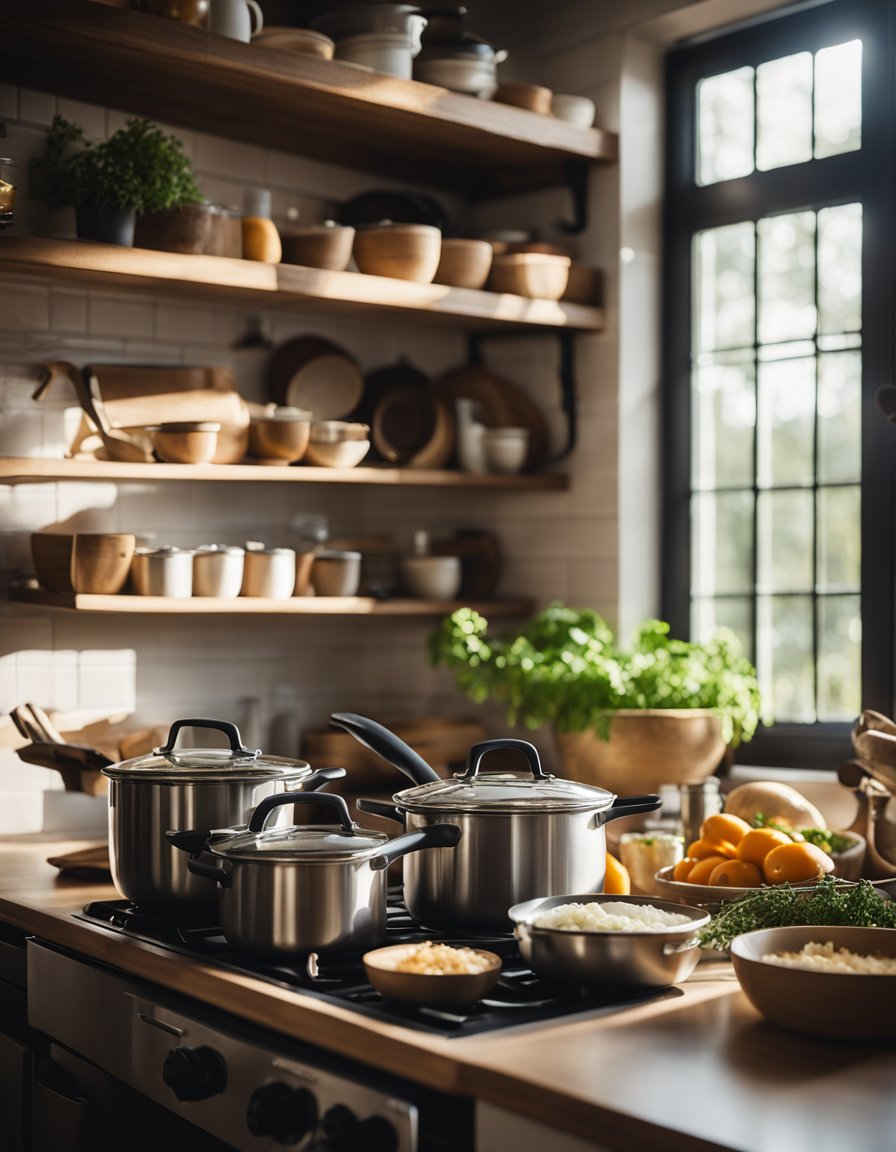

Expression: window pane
xmin=692 ymin=596 xmax=754 ymax=663
xmin=693 ymin=223 xmax=756 ymax=351
xmin=757 ymin=53 xmax=813 ymax=171
xmin=757 ymin=594 xmax=815 ymax=722
xmin=815 ymin=40 xmax=862 ymax=159
xmin=817 ymin=486 xmax=861 ymax=591
xmin=692 ymin=353 xmax=756 ymax=488
xmin=818 ymin=203 xmax=862 ymax=335
xmin=757 ymin=490 xmax=813 ymax=592
xmin=818 ymin=595 xmax=861 ymax=720
xmin=818 ymin=350 xmax=861 ymax=483
xmin=757 ymin=212 xmax=816 ymax=344
xmin=691 ymin=491 xmax=754 ymax=596
xmin=756 ymin=356 xmax=815 ymax=487
xmin=697 ymin=66 xmax=755 ymax=185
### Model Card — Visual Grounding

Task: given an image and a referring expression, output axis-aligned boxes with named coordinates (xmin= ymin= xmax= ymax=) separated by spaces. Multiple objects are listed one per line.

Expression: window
xmin=663 ymin=0 xmax=895 ymax=768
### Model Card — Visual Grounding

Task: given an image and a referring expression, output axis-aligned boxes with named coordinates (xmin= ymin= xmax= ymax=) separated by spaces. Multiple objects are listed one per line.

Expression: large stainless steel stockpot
xmin=176 ymin=791 xmax=461 ymax=954
xmin=332 ymin=713 xmax=661 ymax=931
xmin=102 ymin=717 xmax=343 ymax=907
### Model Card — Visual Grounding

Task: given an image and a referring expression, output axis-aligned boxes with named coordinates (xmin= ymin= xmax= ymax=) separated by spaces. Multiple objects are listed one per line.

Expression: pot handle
xmin=300 ymin=766 xmax=346 ymax=791
xmin=357 ymin=797 xmax=404 ymax=824
xmin=460 ymin=738 xmax=549 ymax=782
xmin=598 ymin=793 xmax=662 ymax=825
xmin=248 ymin=790 xmax=355 ymax=834
xmin=166 ymin=828 xmax=213 ymax=854
xmin=370 ymin=821 xmax=461 ymax=871
xmin=158 ymin=718 xmax=257 ymax=756
xmin=329 ymin=712 xmax=440 ymax=785
xmin=186 ymin=856 xmax=232 ymax=888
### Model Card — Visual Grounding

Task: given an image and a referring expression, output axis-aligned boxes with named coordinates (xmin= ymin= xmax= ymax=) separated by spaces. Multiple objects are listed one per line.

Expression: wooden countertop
xmin=2 ymin=838 xmax=895 ymax=1152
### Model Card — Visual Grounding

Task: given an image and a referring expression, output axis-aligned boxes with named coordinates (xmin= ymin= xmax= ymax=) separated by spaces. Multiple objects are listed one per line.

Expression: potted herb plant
xmin=428 ymin=603 xmax=763 ymax=794
xmin=125 ymin=118 xmax=209 ymax=254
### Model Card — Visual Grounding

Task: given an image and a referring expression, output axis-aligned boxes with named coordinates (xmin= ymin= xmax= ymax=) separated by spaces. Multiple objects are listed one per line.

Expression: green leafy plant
xmin=428 ymin=602 xmax=763 ymax=746
xmin=30 ymin=114 xmax=202 ymax=215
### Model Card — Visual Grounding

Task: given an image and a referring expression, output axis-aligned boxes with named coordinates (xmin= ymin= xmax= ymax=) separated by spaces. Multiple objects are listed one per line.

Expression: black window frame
xmin=662 ymin=0 xmax=896 ymax=770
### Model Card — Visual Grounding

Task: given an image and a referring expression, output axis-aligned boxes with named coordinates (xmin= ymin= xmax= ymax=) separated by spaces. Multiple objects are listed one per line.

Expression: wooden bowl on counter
xmin=248 ymin=407 xmax=312 ymax=465
xmin=433 ymin=238 xmax=493 ymax=290
xmin=488 ymin=252 xmax=571 ymax=300
xmin=352 ymin=223 xmax=442 ymax=283
xmin=146 ymin=421 xmax=221 ymax=464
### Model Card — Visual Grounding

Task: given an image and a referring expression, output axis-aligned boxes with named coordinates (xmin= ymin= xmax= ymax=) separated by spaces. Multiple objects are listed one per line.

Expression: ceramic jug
xmin=209 ymin=0 xmax=263 ymax=42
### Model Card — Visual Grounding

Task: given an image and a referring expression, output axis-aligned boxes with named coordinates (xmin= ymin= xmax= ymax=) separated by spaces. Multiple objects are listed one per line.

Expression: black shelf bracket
xmin=556 ymin=158 xmax=590 ymax=235
xmin=466 ymin=329 xmax=579 ymax=463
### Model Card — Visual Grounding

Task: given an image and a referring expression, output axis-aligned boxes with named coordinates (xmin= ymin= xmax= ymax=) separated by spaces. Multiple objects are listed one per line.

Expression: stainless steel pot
xmin=332 ymin=713 xmax=661 ymax=931
xmin=102 ymin=717 xmax=344 ymax=907
xmin=177 ymin=791 xmax=461 ymax=954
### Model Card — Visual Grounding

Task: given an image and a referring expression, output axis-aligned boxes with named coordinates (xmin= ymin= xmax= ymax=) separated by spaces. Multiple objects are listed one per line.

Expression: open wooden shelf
xmin=0 ymin=0 xmax=617 ymax=199
xmin=0 ymin=456 xmax=568 ymax=490
xmin=0 ymin=237 xmax=604 ymax=332
xmin=11 ymin=587 xmax=532 ymax=618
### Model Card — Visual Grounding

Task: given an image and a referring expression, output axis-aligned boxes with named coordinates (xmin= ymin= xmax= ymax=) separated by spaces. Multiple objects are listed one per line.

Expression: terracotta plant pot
xmin=134 ymin=203 xmax=213 ymax=254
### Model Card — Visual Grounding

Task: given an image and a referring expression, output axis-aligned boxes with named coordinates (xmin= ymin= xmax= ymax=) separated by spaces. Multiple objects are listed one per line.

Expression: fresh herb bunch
xmin=29 ymin=115 xmax=88 ymax=210
xmin=427 ymin=603 xmax=763 ymax=745
xmin=698 ymin=877 xmax=896 ymax=952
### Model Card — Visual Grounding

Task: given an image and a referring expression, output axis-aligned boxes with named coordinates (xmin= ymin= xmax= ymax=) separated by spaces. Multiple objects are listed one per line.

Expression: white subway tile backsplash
xmin=4 ymin=284 xmax=49 ymax=332
xmin=57 ymin=97 xmax=106 ymax=141
xmin=88 ymin=294 xmax=155 ymax=339
xmin=18 ymin=88 xmax=56 ymax=126
xmin=49 ymin=288 xmax=89 ymax=333
xmin=195 ymin=132 xmax=267 ymax=182
xmin=156 ymin=302 xmax=217 ymax=344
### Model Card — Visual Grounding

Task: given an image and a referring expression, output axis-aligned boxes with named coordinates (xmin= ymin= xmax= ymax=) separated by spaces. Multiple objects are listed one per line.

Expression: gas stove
xmin=76 ymin=888 xmax=673 ymax=1038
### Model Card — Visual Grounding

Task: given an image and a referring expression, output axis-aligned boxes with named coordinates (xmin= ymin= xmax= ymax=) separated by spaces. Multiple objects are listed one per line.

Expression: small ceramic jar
xmin=193 ymin=545 xmax=245 ymax=599
xmin=131 ymin=546 xmax=194 ymax=597
xmin=310 ymin=550 xmax=362 ymax=597
xmin=241 ymin=548 xmax=297 ymax=599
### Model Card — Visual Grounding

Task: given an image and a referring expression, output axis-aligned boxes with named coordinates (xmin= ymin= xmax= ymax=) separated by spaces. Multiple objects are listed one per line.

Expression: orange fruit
xmin=762 ymin=841 xmax=835 ymax=884
xmin=685 ymin=855 xmax=731 ymax=885
xmin=673 ymin=856 xmax=700 ymax=882
xmin=603 ymin=852 xmax=631 ymax=895
xmin=707 ymin=859 xmax=764 ymax=888
xmin=701 ymin=813 xmax=752 ymax=847
xmin=735 ymin=827 xmax=793 ymax=868
xmin=686 ymin=837 xmax=737 ymax=860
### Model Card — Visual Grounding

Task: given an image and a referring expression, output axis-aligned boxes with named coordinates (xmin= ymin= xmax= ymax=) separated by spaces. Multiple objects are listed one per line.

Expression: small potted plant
xmin=428 ymin=602 xmax=763 ymax=794
xmin=125 ymin=118 xmax=209 ymax=254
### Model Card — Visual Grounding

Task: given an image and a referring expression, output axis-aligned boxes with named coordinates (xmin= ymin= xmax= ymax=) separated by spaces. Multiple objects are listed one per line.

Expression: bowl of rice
xmin=731 ymin=925 xmax=896 ymax=1039
xmin=508 ymin=894 xmax=710 ymax=987
xmin=362 ymin=941 xmax=502 ymax=1006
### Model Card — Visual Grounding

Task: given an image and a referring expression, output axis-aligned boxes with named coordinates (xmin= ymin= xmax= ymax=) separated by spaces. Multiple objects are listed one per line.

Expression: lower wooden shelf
xmin=11 ymin=587 xmax=533 ymax=617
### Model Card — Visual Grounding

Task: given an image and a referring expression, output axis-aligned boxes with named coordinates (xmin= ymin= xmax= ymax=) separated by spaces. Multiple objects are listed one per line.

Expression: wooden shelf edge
xmin=0 ymin=457 xmax=569 ymax=490
xmin=10 ymin=587 xmax=534 ymax=617
xmin=0 ymin=237 xmax=605 ymax=332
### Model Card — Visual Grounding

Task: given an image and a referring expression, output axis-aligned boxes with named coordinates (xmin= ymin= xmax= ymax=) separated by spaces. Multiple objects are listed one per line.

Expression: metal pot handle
xmin=301 ymin=766 xmax=347 ymax=791
xmin=158 ymin=718 xmax=257 ymax=756
xmin=370 ymin=821 xmax=461 ymax=871
xmin=248 ymin=790 xmax=355 ymax=834
xmin=186 ymin=855 xmax=232 ymax=888
xmin=357 ymin=797 xmax=404 ymax=824
xmin=598 ymin=793 xmax=662 ymax=825
xmin=460 ymin=738 xmax=549 ymax=782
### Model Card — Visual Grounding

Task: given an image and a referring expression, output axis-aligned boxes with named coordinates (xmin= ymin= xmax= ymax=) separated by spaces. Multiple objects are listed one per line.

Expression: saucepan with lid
xmin=103 ymin=717 xmax=344 ymax=907
xmin=172 ymin=791 xmax=461 ymax=954
xmin=331 ymin=713 xmax=661 ymax=931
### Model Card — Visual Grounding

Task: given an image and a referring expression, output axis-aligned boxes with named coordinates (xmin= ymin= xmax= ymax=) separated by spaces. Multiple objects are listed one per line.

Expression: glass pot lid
xmin=394 ymin=738 xmax=616 ymax=814
xmin=103 ymin=718 xmax=312 ymax=783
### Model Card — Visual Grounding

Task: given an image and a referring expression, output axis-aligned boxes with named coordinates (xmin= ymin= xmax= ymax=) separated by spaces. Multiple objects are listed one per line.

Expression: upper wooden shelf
xmin=0 ymin=237 xmax=604 ymax=332
xmin=0 ymin=456 xmax=568 ymax=490
xmin=0 ymin=0 xmax=618 ymax=199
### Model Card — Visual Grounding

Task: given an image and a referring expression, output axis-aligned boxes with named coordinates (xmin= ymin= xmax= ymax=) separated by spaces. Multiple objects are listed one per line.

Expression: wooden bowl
xmin=433 ymin=238 xmax=493 ymax=290
xmin=31 ymin=532 xmax=76 ymax=593
xmin=280 ymin=224 xmax=355 ymax=271
xmin=248 ymin=408 xmax=312 ymax=465
xmin=363 ymin=943 xmax=502 ymax=1006
xmin=146 ymin=421 xmax=220 ymax=464
xmin=71 ymin=533 xmax=136 ymax=594
xmin=352 ymin=223 xmax=442 ymax=283
xmin=493 ymin=82 xmax=552 ymax=115
xmin=252 ymin=26 xmax=335 ymax=59
xmin=488 ymin=252 xmax=571 ymax=300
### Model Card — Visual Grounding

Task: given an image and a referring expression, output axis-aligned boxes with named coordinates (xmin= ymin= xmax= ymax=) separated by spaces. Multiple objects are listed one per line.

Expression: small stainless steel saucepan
xmin=331 ymin=712 xmax=661 ymax=932
xmin=171 ymin=791 xmax=461 ymax=955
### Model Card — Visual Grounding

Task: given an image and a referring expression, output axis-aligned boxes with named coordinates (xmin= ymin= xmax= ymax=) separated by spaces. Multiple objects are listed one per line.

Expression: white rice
xmin=762 ymin=941 xmax=896 ymax=975
xmin=532 ymin=901 xmax=692 ymax=933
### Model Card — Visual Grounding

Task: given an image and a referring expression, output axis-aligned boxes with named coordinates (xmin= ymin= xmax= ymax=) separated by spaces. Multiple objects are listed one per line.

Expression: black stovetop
xmin=75 ymin=890 xmax=675 ymax=1038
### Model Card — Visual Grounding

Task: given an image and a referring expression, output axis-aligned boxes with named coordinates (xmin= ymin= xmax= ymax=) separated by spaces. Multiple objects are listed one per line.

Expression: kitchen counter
xmin=2 ymin=837 xmax=895 ymax=1152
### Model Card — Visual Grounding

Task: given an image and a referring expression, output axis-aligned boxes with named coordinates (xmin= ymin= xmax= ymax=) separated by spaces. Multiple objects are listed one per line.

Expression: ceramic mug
xmin=208 ymin=0 xmax=263 ymax=42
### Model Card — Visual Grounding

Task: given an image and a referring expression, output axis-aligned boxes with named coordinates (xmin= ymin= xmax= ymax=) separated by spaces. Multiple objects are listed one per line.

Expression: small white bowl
xmin=304 ymin=421 xmax=371 ymax=468
xmin=401 ymin=555 xmax=462 ymax=600
xmin=482 ymin=427 xmax=529 ymax=474
xmin=551 ymin=93 xmax=596 ymax=127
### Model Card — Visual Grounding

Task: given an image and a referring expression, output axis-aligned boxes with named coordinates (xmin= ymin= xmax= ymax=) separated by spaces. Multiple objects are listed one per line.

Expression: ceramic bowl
xmin=251 ymin=26 xmax=335 ymax=59
xmin=731 ymin=925 xmax=896 ymax=1040
xmin=363 ymin=943 xmax=502 ymax=1006
xmin=493 ymin=82 xmax=552 ymax=115
xmin=310 ymin=549 xmax=362 ymax=597
xmin=240 ymin=548 xmax=297 ymax=599
xmin=32 ymin=532 xmax=137 ymax=595
xmin=280 ymin=223 xmax=356 ymax=271
xmin=304 ymin=421 xmax=371 ymax=468
xmin=482 ymin=427 xmax=529 ymax=474
xmin=550 ymin=93 xmax=596 ymax=127
xmin=401 ymin=555 xmax=462 ymax=600
xmin=248 ymin=407 xmax=312 ymax=465
xmin=488 ymin=252 xmax=571 ymax=300
xmin=652 ymin=864 xmax=822 ymax=913
xmin=433 ymin=238 xmax=493 ymax=290
xmin=146 ymin=421 xmax=221 ymax=465
xmin=352 ymin=223 xmax=442 ymax=283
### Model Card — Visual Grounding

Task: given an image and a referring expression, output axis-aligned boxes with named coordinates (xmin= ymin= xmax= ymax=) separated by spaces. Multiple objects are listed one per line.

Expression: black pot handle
xmin=598 ymin=793 xmax=662 ymax=825
xmin=186 ymin=856 xmax=232 ymax=888
xmin=370 ymin=821 xmax=461 ymax=871
xmin=158 ymin=718 xmax=257 ymax=756
xmin=301 ymin=766 xmax=346 ymax=791
xmin=248 ymin=790 xmax=355 ymax=834
xmin=461 ymin=738 xmax=550 ymax=782
xmin=166 ymin=828 xmax=213 ymax=854
xmin=329 ymin=712 xmax=440 ymax=786
xmin=356 ymin=797 xmax=405 ymax=824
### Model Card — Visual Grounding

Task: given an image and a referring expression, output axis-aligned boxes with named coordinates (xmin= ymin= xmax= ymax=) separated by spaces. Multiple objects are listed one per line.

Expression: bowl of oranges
xmin=654 ymin=813 xmax=839 ymax=910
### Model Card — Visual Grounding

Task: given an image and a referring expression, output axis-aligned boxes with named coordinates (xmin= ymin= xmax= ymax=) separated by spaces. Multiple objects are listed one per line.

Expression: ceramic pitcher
xmin=209 ymin=0 xmax=263 ymax=42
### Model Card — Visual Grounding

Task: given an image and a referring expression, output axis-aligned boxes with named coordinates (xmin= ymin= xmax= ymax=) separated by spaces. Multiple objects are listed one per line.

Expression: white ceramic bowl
xmin=401 ymin=555 xmax=462 ymax=600
xmin=304 ymin=421 xmax=371 ymax=468
xmin=482 ymin=427 xmax=529 ymax=474
xmin=192 ymin=546 xmax=245 ymax=599
xmin=240 ymin=548 xmax=296 ymax=599
xmin=551 ymin=93 xmax=596 ymax=127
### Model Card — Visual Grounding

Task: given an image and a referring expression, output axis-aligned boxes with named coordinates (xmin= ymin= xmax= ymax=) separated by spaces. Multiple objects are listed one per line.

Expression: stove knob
xmin=247 ymin=1082 xmax=318 ymax=1144
xmin=354 ymin=1115 xmax=400 ymax=1152
xmin=162 ymin=1044 xmax=227 ymax=1102
xmin=320 ymin=1104 xmax=357 ymax=1151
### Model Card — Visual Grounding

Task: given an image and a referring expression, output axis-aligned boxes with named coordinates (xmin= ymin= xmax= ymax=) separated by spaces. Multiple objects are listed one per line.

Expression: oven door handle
xmin=136 ymin=1012 xmax=184 ymax=1038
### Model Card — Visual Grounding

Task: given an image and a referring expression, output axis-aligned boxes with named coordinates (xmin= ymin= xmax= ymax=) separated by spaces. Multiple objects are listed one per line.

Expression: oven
xmin=0 ymin=921 xmax=31 ymax=1152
